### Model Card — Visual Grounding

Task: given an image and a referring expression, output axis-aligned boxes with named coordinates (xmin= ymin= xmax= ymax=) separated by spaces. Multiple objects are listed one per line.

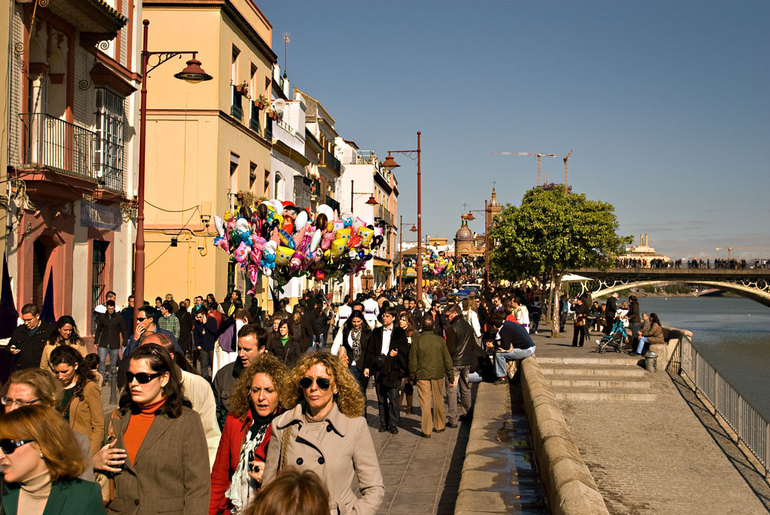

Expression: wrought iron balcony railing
xmin=19 ymin=112 xmax=96 ymax=181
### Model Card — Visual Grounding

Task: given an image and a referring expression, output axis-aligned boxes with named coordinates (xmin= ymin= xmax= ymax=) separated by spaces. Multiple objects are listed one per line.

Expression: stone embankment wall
xmin=520 ymin=356 xmax=609 ymax=515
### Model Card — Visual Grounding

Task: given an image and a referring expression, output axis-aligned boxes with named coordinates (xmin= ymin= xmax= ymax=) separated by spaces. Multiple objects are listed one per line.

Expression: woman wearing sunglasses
xmin=105 ymin=343 xmax=210 ymax=513
xmin=0 ymin=405 xmax=104 ymax=514
xmin=210 ymin=354 xmax=288 ymax=515
xmin=49 ymin=346 xmax=104 ymax=458
xmin=263 ymin=352 xmax=384 ymax=514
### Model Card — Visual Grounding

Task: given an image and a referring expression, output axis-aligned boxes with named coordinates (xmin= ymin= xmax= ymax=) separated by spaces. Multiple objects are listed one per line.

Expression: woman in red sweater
xmin=210 ymin=354 xmax=288 ymax=515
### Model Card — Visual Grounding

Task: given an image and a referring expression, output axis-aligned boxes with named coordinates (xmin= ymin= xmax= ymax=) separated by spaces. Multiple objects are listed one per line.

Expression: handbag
xmin=95 ymin=408 xmax=120 ymax=505
xmin=278 ymin=424 xmax=293 ymax=471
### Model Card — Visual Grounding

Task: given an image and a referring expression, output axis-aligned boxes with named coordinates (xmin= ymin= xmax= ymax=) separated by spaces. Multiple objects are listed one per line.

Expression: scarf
xmin=349 ymin=328 xmax=362 ymax=362
xmin=225 ymin=408 xmax=278 ymax=514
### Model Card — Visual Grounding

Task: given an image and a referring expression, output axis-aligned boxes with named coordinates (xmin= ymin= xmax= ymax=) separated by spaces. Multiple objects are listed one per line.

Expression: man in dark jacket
xmin=212 ymin=324 xmax=264 ymax=428
xmin=605 ymin=292 xmax=618 ymax=334
xmin=175 ymin=299 xmax=194 ymax=357
xmin=409 ymin=316 xmax=453 ymax=437
xmin=193 ymin=306 xmax=218 ymax=381
xmin=445 ymin=304 xmax=476 ymax=426
xmin=364 ymin=308 xmax=409 ymax=434
xmin=9 ymin=304 xmax=54 ymax=370
xmin=94 ymin=300 xmax=127 ymax=383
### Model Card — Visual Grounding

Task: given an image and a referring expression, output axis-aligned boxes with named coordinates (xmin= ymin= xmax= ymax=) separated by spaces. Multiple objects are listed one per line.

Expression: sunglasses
xmin=299 ymin=377 xmax=331 ymax=390
xmin=125 ymin=372 xmax=163 ymax=384
xmin=0 ymin=439 xmax=34 ymax=455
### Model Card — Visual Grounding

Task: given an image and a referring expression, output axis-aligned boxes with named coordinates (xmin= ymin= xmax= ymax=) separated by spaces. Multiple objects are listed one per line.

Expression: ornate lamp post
xmin=134 ymin=19 xmax=212 ymax=324
xmin=397 ymin=216 xmax=417 ymax=293
xmin=381 ymin=131 xmax=422 ymax=301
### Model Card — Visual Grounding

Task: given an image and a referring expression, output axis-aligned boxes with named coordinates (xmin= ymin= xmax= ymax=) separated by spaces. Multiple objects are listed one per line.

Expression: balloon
xmin=247 ymin=264 xmax=259 ymax=294
xmin=295 ymin=210 xmax=309 ymax=231
xmin=275 ymin=246 xmax=294 ymax=266
xmin=214 ymin=215 xmax=225 ymax=238
xmin=214 ymin=236 xmax=230 ymax=254
xmin=320 ymin=230 xmax=335 ymax=250
xmin=310 ymin=228 xmax=323 ymax=252
xmin=317 ymin=204 xmax=333 ymax=221
xmin=347 ymin=234 xmax=362 ymax=249
xmin=335 ymin=227 xmax=351 ymax=241
xmin=329 ymin=238 xmax=347 ymax=258
xmin=234 ymin=241 xmax=250 ymax=265
xmin=278 ymin=229 xmax=295 ymax=249
xmin=371 ymin=235 xmax=384 ymax=248
xmin=290 ymin=251 xmax=304 ymax=273
xmin=358 ymin=226 xmax=374 ymax=247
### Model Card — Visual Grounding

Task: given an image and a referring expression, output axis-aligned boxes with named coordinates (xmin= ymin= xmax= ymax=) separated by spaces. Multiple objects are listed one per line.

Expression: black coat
xmin=446 ymin=316 xmax=476 ymax=367
xmin=94 ymin=312 xmax=128 ymax=349
xmin=340 ymin=326 xmax=371 ymax=372
xmin=291 ymin=317 xmax=315 ymax=352
xmin=10 ymin=321 xmax=55 ymax=370
xmin=175 ymin=309 xmax=194 ymax=353
xmin=193 ymin=317 xmax=218 ymax=351
xmin=364 ymin=325 xmax=409 ymax=388
xmin=265 ymin=333 xmax=302 ymax=368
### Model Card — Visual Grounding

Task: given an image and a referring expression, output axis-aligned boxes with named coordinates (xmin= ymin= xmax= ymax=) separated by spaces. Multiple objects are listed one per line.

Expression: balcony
xmin=14 ymin=113 xmax=124 ymax=200
xmin=375 ymin=205 xmax=394 ymax=227
xmin=321 ymin=149 xmax=341 ymax=175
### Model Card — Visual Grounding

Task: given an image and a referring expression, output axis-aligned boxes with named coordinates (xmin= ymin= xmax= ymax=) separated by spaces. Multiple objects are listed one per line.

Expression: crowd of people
xmin=0 ymin=283 xmax=541 ymax=514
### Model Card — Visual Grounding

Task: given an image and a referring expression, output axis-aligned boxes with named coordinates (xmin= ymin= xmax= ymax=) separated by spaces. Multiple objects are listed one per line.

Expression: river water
xmin=636 ymin=296 xmax=770 ymax=420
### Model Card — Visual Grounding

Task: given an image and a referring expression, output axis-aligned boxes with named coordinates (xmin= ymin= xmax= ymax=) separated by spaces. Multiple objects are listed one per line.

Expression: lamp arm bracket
xmin=144 ymin=51 xmax=198 ymax=75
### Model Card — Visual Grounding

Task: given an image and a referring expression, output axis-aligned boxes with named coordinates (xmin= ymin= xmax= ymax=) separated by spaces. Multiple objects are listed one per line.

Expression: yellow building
xmin=142 ymin=0 xmax=276 ymax=304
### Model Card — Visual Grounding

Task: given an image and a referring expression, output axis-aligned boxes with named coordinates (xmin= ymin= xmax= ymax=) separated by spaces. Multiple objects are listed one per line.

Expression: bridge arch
xmin=578 ymin=279 xmax=770 ymax=308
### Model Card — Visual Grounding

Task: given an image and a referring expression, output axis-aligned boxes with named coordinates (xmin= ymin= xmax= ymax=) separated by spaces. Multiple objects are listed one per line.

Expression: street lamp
xmin=397 ymin=215 xmax=417 ymax=293
xmin=464 ymin=203 xmax=491 ymax=287
xmin=134 ymin=19 xmax=212 ymax=324
xmin=381 ymin=131 xmax=422 ymax=302
xmin=348 ymin=179 xmax=378 ymax=299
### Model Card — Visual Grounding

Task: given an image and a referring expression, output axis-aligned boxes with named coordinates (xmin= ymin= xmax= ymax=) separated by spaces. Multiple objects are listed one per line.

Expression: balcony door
xmin=32 ymin=238 xmax=54 ymax=308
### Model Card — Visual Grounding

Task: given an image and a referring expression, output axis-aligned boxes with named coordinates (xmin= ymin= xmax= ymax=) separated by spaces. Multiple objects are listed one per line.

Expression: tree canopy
xmin=488 ymin=186 xmax=630 ymax=336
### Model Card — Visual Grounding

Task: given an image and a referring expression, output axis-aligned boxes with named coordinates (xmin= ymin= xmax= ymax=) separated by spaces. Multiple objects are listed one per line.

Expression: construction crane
xmin=563 ymin=149 xmax=573 ymax=194
xmin=715 ymin=246 xmax=758 ymax=260
xmin=492 ymin=152 xmax=556 ymax=186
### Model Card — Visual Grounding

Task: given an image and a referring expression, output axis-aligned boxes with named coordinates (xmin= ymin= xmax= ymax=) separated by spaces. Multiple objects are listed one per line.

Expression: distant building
xmin=617 ymin=234 xmax=671 ymax=266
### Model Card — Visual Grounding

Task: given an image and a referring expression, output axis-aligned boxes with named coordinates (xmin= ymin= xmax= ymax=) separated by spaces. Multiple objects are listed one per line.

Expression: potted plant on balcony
xmin=267 ymin=108 xmax=278 ymax=120
xmin=234 ymin=82 xmax=249 ymax=96
xmin=255 ymin=95 xmax=268 ymax=110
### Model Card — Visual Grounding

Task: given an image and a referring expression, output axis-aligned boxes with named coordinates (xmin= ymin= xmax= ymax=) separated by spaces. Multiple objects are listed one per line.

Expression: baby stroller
xmin=595 ymin=318 xmax=629 ymax=353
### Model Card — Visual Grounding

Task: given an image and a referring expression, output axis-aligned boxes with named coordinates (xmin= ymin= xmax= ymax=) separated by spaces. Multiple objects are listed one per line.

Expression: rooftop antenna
xmin=282 ymin=33 xmax=290 ymax=78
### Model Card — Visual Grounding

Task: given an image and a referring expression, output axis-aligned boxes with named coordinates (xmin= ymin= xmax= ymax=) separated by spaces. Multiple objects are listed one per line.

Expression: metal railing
xmin=322 ymin=149 xmax=341 ymax=174
xmin=675 ymin=333 xmax=769 ymax=472
xmin=19 ymin=113 xmax=96 ymax=180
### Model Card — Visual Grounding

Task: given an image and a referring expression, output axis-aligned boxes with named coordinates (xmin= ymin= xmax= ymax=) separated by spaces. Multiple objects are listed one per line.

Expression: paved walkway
xmin=533 ymin=327 xmax=770 ymax=514
xmin=363 ymin=390 xmax=469 ymax=514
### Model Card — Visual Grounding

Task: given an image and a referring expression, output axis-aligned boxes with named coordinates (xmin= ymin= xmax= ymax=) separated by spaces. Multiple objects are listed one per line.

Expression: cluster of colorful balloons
xmin=422 ymin=251 xmax=455 ymax=278
xmin=213 ymin=199 xmax=385 ymax=293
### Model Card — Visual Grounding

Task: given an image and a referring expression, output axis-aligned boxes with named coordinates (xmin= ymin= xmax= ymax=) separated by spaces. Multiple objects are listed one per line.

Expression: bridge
xmin=569 ymin=267 xmax=770 ymax=307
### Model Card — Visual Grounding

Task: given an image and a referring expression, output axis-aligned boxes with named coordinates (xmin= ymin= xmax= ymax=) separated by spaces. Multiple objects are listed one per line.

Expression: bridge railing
xmin=673 ymin=333 xmax=769 ymax=475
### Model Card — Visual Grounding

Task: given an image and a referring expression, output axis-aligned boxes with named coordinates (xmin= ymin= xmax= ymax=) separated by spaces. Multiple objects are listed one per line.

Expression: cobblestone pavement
xmin=533 ymin=328 xmax=770 ymax=514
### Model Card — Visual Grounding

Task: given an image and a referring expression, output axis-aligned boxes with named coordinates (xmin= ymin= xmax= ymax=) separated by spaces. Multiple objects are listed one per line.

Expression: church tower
xmin=487 ymin=187 xmax=501 ymax=227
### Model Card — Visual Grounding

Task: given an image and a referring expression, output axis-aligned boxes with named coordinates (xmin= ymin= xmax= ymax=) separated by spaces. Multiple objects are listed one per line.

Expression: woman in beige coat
xmin=263 ymin=352 xmax=384 ymax=514
xmin=40 ymin=315 xmax=88 ymax=371
xmin=49 ymin=345 xmax=104 ymax=457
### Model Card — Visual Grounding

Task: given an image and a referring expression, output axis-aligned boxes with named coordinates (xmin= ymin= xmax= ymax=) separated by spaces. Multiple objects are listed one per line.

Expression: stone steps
xmin=538 ymin=356 xmax=656 ymax=401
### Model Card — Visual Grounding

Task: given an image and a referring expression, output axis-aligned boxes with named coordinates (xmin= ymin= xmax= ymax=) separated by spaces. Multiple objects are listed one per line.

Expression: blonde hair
xmin=281 ymin=352 xmax=364 ymax=418
xmin=5 ymin=368 xmax=63 ymax=407
xmin=0 ymin=405 xmax=85 ymax=481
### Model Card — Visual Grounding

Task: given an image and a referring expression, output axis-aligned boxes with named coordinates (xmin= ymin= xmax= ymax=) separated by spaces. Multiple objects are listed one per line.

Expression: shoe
xmin=446 ymin=421 xmax=458 ymax=428
xmin=434 ymin=428 xmax=446 ymax=433
xmin=421 ymin=433 xmax=431 ymax=438
xmin=389 ymin=426 xmax=399 ymax=434
xmin=494 ymin=378 xmax=508 ymax=385
xmin=410 ymin=407 xmax=417 ymax=415
xmin=378 ymin=426 xmax=388 ymax=433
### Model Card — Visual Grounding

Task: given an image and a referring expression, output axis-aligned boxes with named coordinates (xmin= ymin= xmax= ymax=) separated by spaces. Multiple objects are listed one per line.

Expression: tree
xmin=489 ymin=186 xmax=630 ymax=337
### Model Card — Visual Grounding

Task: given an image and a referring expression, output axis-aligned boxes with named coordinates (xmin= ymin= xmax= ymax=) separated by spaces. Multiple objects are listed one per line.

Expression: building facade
xmin=140 ymin=0 xmax=276 ymax=305
xmin=6 ymin=0 xmax=140 ymax=334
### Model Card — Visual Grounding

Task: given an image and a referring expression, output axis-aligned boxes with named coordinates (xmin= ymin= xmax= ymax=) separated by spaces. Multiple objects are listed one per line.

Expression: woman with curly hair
xmin=49 ymin=345 xmax=104 ymax=457
xmin=210 ymin=354 xmax=289 ymax=515
xmin=0 ymin=405 xmax=104 ymax=514
xmin=263 ymin=352 xmax=384 ymax=514
xmin=106 ymin=343 xmax=210 ymax=513
xmin=40 ymin=315 xmax=87 ymax=371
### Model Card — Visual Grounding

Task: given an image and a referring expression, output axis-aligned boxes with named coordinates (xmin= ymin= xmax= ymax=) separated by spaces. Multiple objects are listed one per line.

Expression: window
xmin=92 ymin=241 xmax=108 ymax=312
xmin=249 ymin=64 xmax=259 ymax=132
xmin=249 ymin=162 xmax=257 ymax=190
xmin=231 ymin=46 xmax=242 ymax=119
xmin=229 ymin=153 xmax=239 ymax=210
xmin=94 ymin=88 xmax=125 ymax=191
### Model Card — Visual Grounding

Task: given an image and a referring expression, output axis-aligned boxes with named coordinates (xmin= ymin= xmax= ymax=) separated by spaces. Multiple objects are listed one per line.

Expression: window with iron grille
xmin=94 ymin=88 xmax=125 ymax=192
xmin=92 ymin=241 xmax=109 ymax=312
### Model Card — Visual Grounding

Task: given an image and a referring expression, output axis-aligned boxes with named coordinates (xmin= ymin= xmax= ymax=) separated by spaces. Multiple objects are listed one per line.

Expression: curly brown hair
xmin=280 ymin=351 xmax=364 ymax=418
xmin=229 ymin=354 xmax=290 ymax=419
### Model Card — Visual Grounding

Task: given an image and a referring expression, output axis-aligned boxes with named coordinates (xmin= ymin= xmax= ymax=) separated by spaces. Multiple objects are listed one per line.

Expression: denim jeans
xmin=198 ymin=348 xmax=213 ymax=381
xmin=493 ymin=346 xmax=535 ymax=378
xmin=446 ymin=365 xmax=471 ymax=424
xmin=636 ymin=336 xmax=648 ymax=355
xmin=97 ymin=347 xmax=119 ymax=381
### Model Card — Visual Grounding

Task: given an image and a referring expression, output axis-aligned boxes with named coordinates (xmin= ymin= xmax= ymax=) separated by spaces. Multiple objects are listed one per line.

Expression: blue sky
xmin=260 ymin=1 xmax=770 ymax=260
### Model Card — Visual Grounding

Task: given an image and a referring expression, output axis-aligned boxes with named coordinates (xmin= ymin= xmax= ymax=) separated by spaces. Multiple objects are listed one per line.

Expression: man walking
xmin=157 ymin=300 xmax=180 ymax=340
xmin=605 ymin=292 xmax=618 ymax=334
xmin=94 ymin=300 xmax=127 ymax=384
xmin=409 ymin=316 xmax=453 ymax=437
xmin=445 ymin=304 xmax=476 ymax=426
xmin=364 ymin=308 xmax=409 ymax=434
xmin=212 ymin=324 xmax=264 ymax=428
xmin=9 ymin=304 xmax=55 ymax=371
xmin=193 ymin=306 xmax=218 ymax=381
